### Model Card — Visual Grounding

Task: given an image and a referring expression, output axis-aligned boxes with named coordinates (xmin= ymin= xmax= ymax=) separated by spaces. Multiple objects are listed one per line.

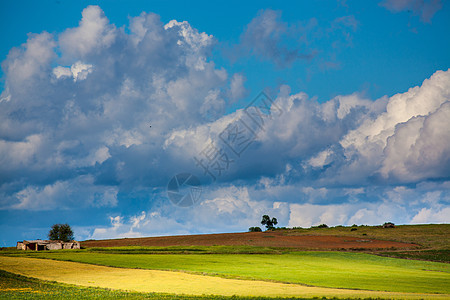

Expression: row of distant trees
xmin=249 ymin=215 xmax=278 ymax=232
xmin=249 ymin=216 xmax=396 ymax=232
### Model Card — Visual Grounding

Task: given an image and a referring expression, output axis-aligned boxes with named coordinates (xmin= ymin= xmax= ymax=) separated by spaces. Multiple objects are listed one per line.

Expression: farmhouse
xmin=16 ymin=240 xmax=80 ymax=251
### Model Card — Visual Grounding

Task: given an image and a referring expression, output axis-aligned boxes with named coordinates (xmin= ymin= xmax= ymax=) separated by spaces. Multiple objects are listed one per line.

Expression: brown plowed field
xmin=81 ymin=231 xmax=418 ymax=250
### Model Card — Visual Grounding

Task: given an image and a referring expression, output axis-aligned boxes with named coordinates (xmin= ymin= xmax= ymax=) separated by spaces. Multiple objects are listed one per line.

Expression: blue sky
xmin=0 ymin=0 xmax=449 ymax=246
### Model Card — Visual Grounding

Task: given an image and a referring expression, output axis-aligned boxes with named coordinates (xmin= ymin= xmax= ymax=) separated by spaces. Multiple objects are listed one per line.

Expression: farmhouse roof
xmin=23 ymin=240 xmax=77 ymax=244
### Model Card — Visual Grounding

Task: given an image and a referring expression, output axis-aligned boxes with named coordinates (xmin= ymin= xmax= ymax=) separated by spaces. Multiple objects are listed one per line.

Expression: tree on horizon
xmin=48 ymin=223 xmax=74 ymax=242
xmin=261 ymin=215 xmax=278 ymax=230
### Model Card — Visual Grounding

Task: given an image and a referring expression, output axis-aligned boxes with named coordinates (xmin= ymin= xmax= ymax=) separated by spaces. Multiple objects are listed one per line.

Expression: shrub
xmin=383 ymin=222 xmax=395 ymax=228
xmin=351 ymin=228 xmax=357 ymax=231
xmin=317 ymin=224 xmax=328 ymax=228
xmin=248 ymin=226 xmax=262 ymax=232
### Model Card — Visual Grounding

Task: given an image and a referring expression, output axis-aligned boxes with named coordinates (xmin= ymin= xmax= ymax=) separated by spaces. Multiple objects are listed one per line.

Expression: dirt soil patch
xmin=82 ymin=231 xmax=418 ymax=249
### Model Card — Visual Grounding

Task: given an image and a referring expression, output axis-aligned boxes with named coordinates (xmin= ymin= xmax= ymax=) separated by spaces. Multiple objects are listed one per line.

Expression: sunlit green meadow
xmin=3 ymin=251 xmax=449 ymax=294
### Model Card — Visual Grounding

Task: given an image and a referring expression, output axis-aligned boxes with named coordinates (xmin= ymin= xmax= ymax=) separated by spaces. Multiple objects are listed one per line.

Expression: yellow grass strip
xmin=0 ymin=256 xmax=448 ymax=299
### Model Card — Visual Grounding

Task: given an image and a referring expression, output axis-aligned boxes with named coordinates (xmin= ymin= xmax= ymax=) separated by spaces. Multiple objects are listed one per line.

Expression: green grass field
xmin=1 ymin=256 xmax=448 ymax=299
xmin=379 ymin=249 xmax=450 ymax=262
xmin=4 ymin=251 xmax=449 ymax=294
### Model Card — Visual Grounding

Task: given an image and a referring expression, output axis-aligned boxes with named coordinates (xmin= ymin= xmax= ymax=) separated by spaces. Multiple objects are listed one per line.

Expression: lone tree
xmin=261 ymin=215 xmax=278 ymax=230
xmin=48 ymin=223 xmax=74 ymax=242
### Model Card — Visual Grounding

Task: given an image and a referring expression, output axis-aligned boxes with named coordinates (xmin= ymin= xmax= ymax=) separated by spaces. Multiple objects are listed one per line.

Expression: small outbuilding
xmin=16 ymin=240 xmax=80 ymax=251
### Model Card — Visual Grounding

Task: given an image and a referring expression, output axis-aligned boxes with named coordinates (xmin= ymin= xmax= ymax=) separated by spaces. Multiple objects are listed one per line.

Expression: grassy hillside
xmin=286 ymin=224 xmax=450 ymax=249
xmin=80 ymin=224 xmax=449 ymax=250
xmin=80 ymin=229 xmax=417 ymax=250
xmin=286 ymin=224 xmax=450 ymax=261
xmin=77 ymin=224 xmax=450 ymax=262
